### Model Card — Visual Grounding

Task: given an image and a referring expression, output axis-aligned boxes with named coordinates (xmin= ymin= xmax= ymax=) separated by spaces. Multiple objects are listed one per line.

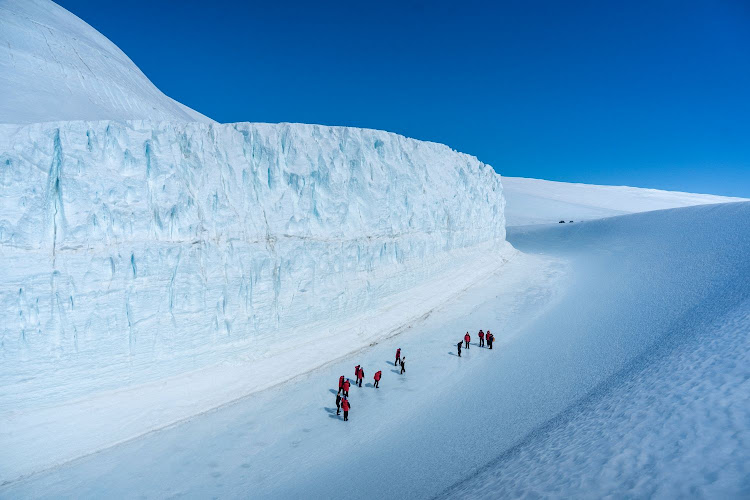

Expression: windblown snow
xmin=0 ymin=0 xmax=212 ymax=123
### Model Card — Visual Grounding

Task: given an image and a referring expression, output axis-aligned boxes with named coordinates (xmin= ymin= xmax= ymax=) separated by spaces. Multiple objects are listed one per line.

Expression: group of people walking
xmin=335 ymin=348 xmax=404 ymax=421
xmin=457 ymin=329 xmax=494 ymax=356
xmin=335 ymin=328 xmax=497 ymax=421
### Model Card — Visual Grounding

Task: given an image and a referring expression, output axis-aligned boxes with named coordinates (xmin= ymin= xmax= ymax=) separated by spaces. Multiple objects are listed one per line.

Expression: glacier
xmin=0 ymin=120 xmax=505 ymax=416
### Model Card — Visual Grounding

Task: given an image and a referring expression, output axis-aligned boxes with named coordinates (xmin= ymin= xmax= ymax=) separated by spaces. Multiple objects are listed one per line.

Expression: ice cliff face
xmin=0 ymin=0 xmax=212 ymax=123
xmin=0 ymin=120 xmax=505 ymax=405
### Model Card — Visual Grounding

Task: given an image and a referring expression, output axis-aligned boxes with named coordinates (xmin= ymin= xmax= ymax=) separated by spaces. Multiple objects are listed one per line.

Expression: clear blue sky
xmin=57 ymin=0 xmax=750 ymax=197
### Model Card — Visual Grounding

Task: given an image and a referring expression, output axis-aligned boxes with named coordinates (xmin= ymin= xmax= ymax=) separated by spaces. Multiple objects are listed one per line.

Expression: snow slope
xmin=0 ymin=0 xmax=212 ymax=123
xmin=3 ymin=203 xmax=747 ymax=498
xmin=503 ymin=176 xmax=748 ymax=226
xmin=0 ymin=119 xmax=506 ymax=481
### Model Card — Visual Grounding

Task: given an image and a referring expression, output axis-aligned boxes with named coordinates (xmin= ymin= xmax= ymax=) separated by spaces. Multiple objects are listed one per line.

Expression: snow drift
xmin=0 ymin=120 xmax=505 ymax=416
xmin=0 ymin=0 xmax=212 ymax=123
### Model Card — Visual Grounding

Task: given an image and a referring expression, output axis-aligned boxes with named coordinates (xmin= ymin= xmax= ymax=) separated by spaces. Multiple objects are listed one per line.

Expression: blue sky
xmin=58 ymin=0 xmax=749 ymax=197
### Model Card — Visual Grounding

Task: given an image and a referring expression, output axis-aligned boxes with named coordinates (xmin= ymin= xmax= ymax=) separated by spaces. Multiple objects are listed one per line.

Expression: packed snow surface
xmin=3 ymin=202 xmax=747 ymax=498
xmin=0 ymin=0 xmax=212 ymax=123
xmin=503 ymin=176 xmax=748 ymax=226
xmin=0 ymin=119 xmax=506 ymax=480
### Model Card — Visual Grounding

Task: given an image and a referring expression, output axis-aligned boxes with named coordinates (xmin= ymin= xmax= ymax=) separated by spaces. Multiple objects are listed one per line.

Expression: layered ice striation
xmin=0 ymin=120 xmax=505 ymax=409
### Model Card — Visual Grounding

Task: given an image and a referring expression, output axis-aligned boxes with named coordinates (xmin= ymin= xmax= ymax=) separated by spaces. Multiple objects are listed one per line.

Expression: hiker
xmin=395 ymin=348 xmax=401 ymax=366
xmin=338 ymin=375 xmax=345 ymax=395
xmin=358 ymin=367 xmax=364 ymax=387
xmin=487 ymin=331 xmax=494 ymax=349
xmin=374 ymin=370 xmax=382 ymax=388
xmin=336 ymin=393 xmax=342 ymax=415
xmin=342 ymin=378 xmax=350 ymax=396
xmin=341 ymin=396 xmax=350 ymax=421
xmin=355 ymin=365 xmax=361 ymax=385
xmin=457 ymin=340 xmax=462 ymax=357
xmin=479 ymin=330 xmax=485 ymax=347
xmin=464 ymin=332 xmax=471 ymax=349
xmin=400 ymin=356 xmax=406 ymax=374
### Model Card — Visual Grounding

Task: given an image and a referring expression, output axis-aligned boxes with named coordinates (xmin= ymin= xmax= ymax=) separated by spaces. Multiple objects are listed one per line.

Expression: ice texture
xmin=0 ymin=0 xmax=212 ymax=124
xmin=0 ymin=120 xmax=505 ymax=412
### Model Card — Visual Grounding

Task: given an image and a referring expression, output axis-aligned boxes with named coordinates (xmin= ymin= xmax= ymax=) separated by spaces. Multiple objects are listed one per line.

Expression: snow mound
xmin=0 ymin=0 xmax=212 ymax=124
xmin=0 ymin=120 xmax=504 ymax=419
xmin=503 ymin=176 xmax=748 ymax=226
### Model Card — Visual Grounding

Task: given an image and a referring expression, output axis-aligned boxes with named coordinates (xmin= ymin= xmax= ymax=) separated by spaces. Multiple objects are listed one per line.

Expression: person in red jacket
xmin=358 ymin=367 xmax=364 ymax=387
xmin=479 ymin=330 xmax=485 ymax=347
xmin=355 ymin=365 xmax=361 ymax=386
xmin=464 ymin=332 xmax=471 ymax=349
xmin=342 ymin=378 xmax=350 ymax=397
xmin=395 ymin=348 xmax=401 ymax=366
xmin=374 ymin=370 xmax=382 ymax=388
xmin=341 ymin=396 xmax=350 ymax=421
xmin=338 ymin=375 xmax=345 ymax=395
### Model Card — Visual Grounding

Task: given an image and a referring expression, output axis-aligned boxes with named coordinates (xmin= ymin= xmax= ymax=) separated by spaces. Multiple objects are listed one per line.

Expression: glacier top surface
xmin=0 ymin=0 xmax=213 ymax=124
xmin=502 ymin=176 xmax=749 ymax=226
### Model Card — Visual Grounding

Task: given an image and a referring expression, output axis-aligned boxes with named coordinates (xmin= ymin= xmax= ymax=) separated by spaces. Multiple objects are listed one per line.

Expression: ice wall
xmin=0 ymin=120 xmax=505 ymax=408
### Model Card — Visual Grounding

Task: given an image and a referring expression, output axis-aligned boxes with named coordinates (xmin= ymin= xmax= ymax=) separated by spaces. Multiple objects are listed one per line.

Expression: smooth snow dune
xmin=2 ymin=204 xmax=747 ymax=498
xmin=503 ymin=176 xmax=748 ymax=226
xmin=0 ymin=0 xmax=212 ymax=123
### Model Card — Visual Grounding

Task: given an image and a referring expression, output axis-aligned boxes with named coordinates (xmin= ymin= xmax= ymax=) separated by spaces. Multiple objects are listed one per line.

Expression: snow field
xmin=502 ymin=176 xmax=748 ymax=226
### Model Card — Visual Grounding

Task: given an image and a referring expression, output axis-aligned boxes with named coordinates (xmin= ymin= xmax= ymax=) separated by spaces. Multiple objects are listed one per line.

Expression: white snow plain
xmin=3 ymin=202 xmax=748 ymax=499
xmin=503 ymin=176 xmax=747 ymax=226
xmin=0 ymin=0 xmax=212 ymax=124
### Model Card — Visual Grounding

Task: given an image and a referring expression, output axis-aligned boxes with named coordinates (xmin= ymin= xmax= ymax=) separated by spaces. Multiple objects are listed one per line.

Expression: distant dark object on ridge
xmin=559 ymin=220 xmax=565 ymax=223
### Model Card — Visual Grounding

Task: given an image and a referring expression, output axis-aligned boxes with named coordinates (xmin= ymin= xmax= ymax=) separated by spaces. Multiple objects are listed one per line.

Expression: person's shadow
xmin=324 ymin=407 xmax=341 ymax=419
xmin=448 ymin=351 xmax=458 ymax=356
xmin=385 ymin=359 xmax=397 ymax=365
xmin=329 ymin=389 xmax=338 ymax=395
xmin=391 ymin=369 xmax=400 ymax=375
xmin=365 ymin=383 xmax=373 ymax=388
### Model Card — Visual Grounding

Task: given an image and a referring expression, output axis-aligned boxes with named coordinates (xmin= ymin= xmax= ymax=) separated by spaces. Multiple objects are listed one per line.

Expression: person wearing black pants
xmin=457 ymin=341 xmax=462 ymax=357
xmin=336 ymin=393 xmax=341 ymax=415
xmin=341 ymin=397 xmax=350 ymax=421
xmin=400 ymin=357 xmax=406 ymax=374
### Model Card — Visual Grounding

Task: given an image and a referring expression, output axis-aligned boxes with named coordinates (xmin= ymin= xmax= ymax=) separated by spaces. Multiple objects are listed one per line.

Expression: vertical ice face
xmin=0 ymin=120 xmax=505 ymax=407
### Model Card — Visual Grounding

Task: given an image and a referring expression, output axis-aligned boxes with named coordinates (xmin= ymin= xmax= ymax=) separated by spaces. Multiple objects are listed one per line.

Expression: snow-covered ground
xmin=503 ymin=176 xmax=748 ymax=226
xmin=0 ymin=0 xmax=212 ymax=123
xmin=3 ymin=202 xmax=747 ymax=498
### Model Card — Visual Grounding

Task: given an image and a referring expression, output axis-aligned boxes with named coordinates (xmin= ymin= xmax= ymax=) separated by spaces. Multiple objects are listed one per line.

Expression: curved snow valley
xmin=2 ymin=202 xmax=748 ymax=498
